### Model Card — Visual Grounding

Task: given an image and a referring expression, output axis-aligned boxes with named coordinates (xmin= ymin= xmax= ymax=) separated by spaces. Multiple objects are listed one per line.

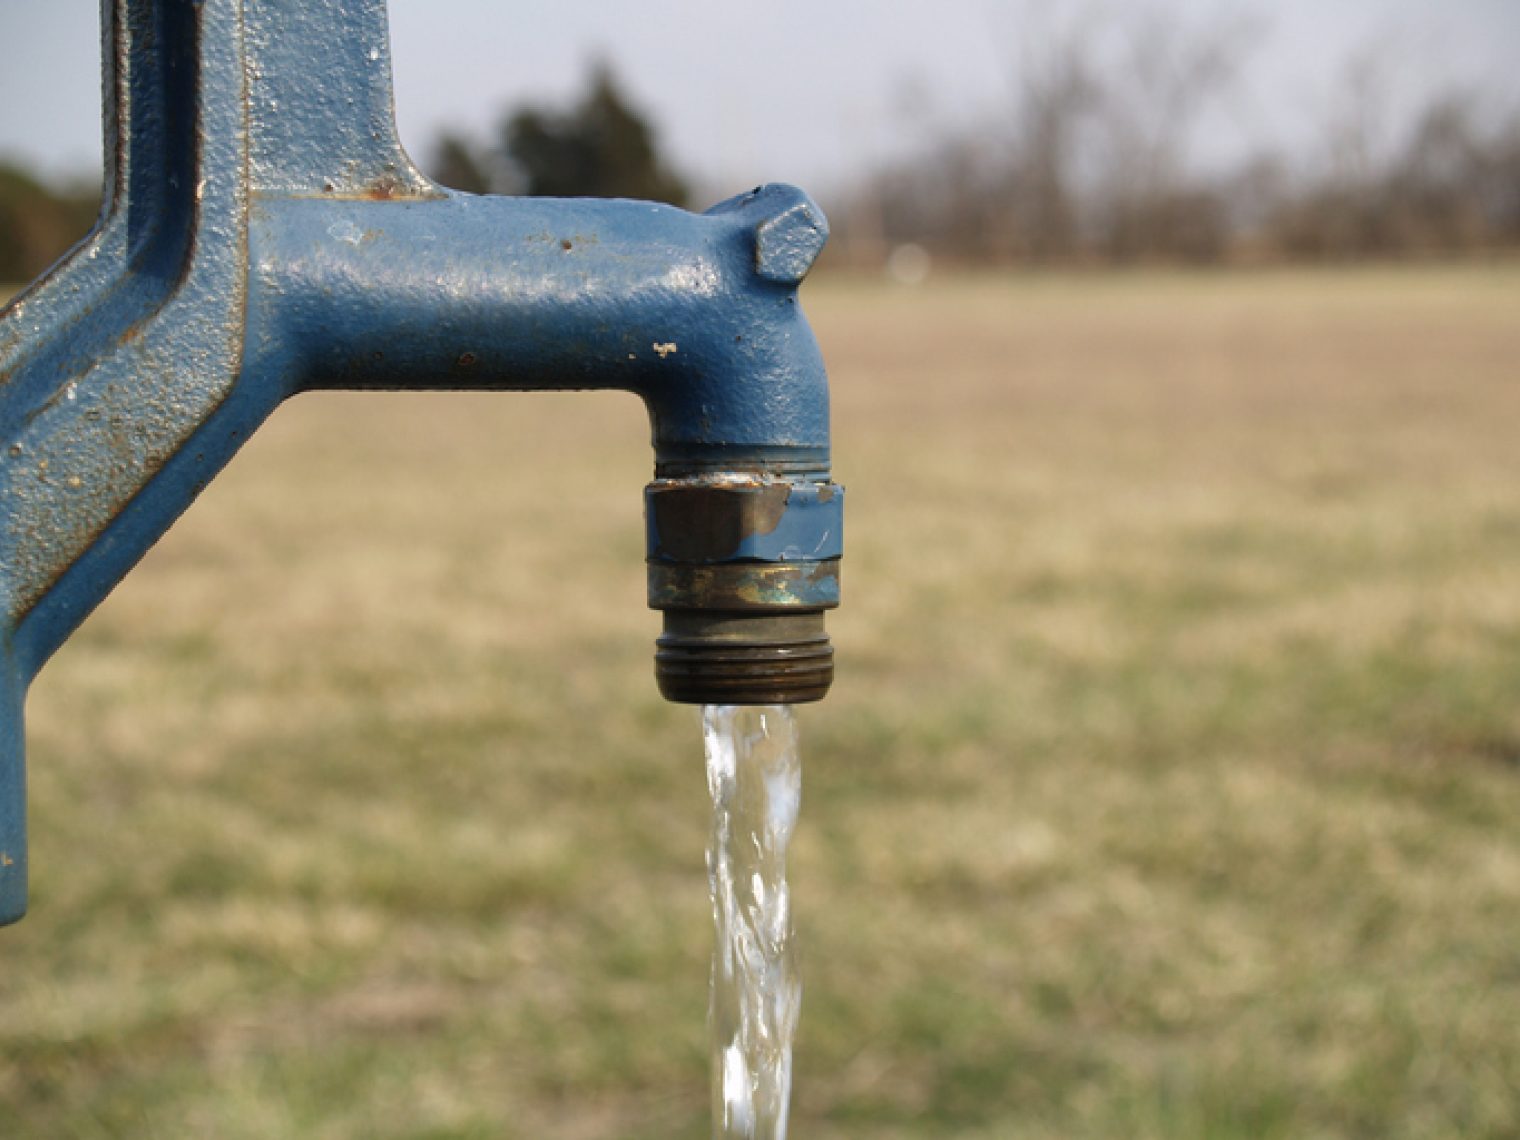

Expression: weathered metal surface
xmin=250 ymin=189 xmax=832 ymax=468
xmin=647 ymin=560 xmax=841 ymax=613
xmin=643 ymin=476 xmax=841 ymax=704
xmin=654 ymin=612 xmax=833 ymax=706
xmin=0 ymin=0 xmax=841 ymax=926
xmin=645 ymin=478 xmax=843 ymax=563
xmin=752 ymin=192 xmax=830 ymax=285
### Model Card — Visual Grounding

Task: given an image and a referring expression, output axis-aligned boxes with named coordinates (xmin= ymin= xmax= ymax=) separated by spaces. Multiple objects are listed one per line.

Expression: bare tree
xmin=1090 ymin=9 xmax=1254 ymax=260
xmin=1008 ymin=15 xmax=1103 ymax=260
xmin=834 ymin=2 xmax=1520 ymax=267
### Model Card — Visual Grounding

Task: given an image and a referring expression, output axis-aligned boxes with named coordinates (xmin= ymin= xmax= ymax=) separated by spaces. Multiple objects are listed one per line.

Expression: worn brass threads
xmin=654 ymin=612 xmax=833 ymax=705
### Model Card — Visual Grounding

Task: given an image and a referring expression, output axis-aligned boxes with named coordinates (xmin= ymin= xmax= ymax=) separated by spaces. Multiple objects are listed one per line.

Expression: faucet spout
xmin=248 ymin=182 xmax=843 ymax=705
xmin=0 ymin=0 xmax=841 ymax=926
xmin=252 ymin=183 xmax=834 ymax=474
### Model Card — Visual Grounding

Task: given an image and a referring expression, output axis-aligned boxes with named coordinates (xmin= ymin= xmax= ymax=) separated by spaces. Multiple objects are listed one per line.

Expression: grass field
xmin=3 ymin=264 xmax=1520 ymax=1137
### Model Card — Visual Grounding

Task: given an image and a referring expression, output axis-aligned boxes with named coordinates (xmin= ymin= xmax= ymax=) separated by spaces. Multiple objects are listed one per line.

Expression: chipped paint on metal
xmin=645 ymin=478 xmax=844 ymax=563
xmin=0 ymin=0 xmax=839 ymax=927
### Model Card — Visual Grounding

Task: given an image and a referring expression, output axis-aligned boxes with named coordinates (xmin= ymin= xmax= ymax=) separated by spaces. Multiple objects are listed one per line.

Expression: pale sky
xmin=1 ymin=0 xmax=1516 ymax=200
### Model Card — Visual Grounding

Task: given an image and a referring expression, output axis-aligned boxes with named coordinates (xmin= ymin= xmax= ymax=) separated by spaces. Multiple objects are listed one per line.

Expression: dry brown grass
xmin=3 ymin=264 xmax=1520 ymax=1137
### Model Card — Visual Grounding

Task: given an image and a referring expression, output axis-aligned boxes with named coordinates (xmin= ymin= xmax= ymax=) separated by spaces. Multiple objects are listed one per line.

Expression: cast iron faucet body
xmin=0 ymin=0 xmax=842 ymax=926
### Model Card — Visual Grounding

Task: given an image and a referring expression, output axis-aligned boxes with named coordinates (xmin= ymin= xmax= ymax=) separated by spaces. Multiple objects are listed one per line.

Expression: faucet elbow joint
xmin=639 ymin=186 xmax=841 ymax=705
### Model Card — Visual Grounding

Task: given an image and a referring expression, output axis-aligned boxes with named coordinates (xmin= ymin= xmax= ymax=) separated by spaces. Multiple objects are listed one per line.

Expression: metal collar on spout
xmin=646 ymin=476 xmax=842 ymax=705
xmin=0 ymin=0 xmax=841 ymax=927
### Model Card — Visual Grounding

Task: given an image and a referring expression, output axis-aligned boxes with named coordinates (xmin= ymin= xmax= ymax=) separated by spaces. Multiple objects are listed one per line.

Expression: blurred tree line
xmin=3 ymin=40 xmax=1517 ymax=284
xmin=834 ymin=11 xmax=1520 ymax=267
xmin=429 ymin=62 xmax=688 ymax=206
xmin=0 ymin=63 xmax=686 ymax=285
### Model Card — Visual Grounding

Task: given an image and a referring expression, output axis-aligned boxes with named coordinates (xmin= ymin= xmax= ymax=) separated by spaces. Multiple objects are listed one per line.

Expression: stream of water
xmin=703 ymin=704 xmax=803 ymax=1140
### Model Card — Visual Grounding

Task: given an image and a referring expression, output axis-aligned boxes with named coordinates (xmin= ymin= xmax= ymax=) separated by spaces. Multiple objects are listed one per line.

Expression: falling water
xmin=703 ymin=704 xmax=803 ymax=1140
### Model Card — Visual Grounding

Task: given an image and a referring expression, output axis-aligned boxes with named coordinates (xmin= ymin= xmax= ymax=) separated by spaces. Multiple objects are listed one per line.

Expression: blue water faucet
xmin=0 ymin=0 xmax=841 ymax=926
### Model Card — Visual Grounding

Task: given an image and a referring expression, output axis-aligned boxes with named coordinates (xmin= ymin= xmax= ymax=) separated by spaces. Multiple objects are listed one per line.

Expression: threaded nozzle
xmin=655 ymin=612 xmax=833 ymax=705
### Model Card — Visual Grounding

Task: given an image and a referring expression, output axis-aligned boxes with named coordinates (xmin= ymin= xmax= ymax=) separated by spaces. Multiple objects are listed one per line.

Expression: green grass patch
xmin=5 ymin=266 xmax=1520 ymax=1136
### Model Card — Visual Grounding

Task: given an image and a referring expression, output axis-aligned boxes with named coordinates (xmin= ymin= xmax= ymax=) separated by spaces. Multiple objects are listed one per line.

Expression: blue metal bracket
xmin=0 ymin=0 xmax=841 ymax=926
